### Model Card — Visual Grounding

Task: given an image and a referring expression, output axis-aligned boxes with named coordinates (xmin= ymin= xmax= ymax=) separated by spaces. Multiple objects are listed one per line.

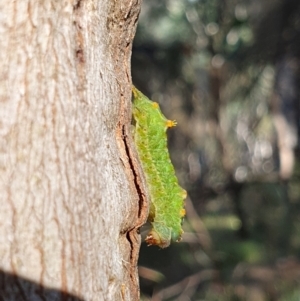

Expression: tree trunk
xmin=0 ymin=1 xmax=148 ymax=300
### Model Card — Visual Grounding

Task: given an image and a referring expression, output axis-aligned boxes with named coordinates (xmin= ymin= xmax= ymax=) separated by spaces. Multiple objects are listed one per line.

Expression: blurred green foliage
xmin=132 ymin=0 xmax=300 ymax=300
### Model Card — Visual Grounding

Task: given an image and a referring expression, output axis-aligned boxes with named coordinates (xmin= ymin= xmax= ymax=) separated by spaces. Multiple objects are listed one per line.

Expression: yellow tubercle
xmin=132 ymin=85 xmax=139 ymax=98
xmin=152 ymin=102 xmax=159 ymax=109
xmin=180 ymin=208 xmax=186 ymax=217
xmin=166 ymin=120 xmax=177 ymax=128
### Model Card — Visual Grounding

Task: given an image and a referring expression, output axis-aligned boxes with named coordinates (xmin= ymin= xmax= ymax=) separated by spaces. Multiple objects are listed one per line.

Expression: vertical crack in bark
xmin=122 ymin=125 xmax=147 ymax=219
xmin=121 ymin=124 xmax=149 ymax=301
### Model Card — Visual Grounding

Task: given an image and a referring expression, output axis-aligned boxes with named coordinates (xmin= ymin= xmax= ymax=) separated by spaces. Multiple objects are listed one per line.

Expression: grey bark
xmin=0 ymin=1 xmax=148 ymax=300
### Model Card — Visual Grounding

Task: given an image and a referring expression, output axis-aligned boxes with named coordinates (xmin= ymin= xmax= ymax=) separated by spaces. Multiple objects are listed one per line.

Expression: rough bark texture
xmin=0 ymin=1 xmax=148 ymax=300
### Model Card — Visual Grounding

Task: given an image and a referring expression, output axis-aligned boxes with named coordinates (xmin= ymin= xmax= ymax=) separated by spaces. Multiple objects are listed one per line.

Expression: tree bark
xmin=0 ymin=1 xmax=148 ymax=300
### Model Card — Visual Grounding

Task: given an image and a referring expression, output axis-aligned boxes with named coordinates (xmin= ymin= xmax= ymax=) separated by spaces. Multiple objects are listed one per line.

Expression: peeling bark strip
xmin=119 ymin=123 xmax=149 ymax=300
xmin=105 ymin=0 xmax=148 ymax=300
xmin=132 ymin=87 xmax=186 ymax=248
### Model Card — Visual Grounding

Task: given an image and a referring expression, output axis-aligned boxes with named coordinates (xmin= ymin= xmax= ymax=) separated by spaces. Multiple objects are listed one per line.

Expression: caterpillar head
xmin=146 ymin=229 xmax=171 ymax=248
xmin=145 ymin=223 xmax=172 ymax=248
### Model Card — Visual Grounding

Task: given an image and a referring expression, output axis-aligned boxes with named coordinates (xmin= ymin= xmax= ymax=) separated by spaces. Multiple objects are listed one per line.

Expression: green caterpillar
xmin=132 ymin=86 xmax=186 ymax=248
